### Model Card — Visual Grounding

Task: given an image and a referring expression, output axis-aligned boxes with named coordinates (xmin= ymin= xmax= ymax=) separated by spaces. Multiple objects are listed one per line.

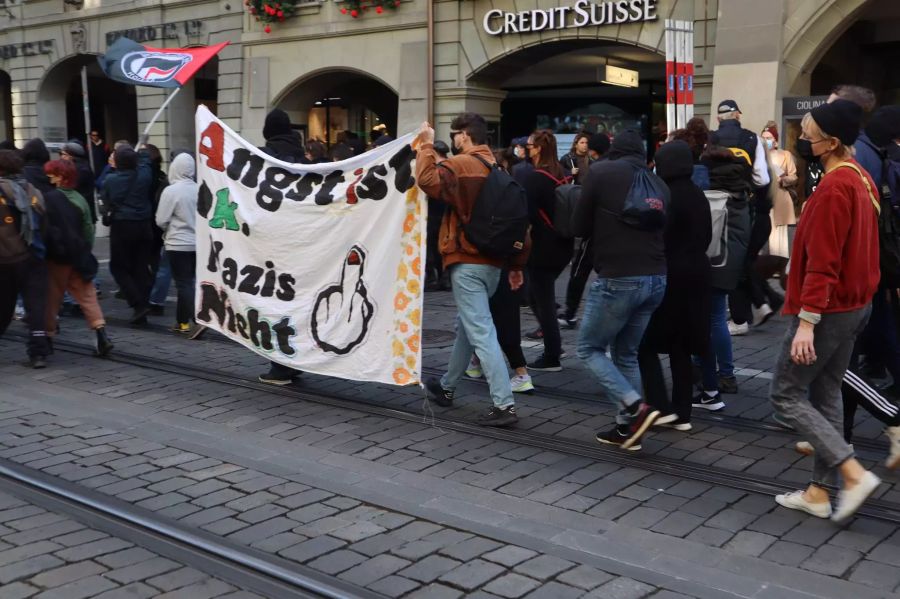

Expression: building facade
xmin=0 ymin=0 xmax=898 ymax=154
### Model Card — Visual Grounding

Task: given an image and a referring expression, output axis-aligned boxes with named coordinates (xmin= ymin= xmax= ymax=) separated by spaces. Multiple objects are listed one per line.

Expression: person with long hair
xmin=771 ymin=100 xmax=881 ymax=522
xmin=43 ymin=159 xmax=113 ymax=356
xmin=560 ymin=131 xmax=593 ymax=185
xmin=523 ymin=130 xmax=574 ymax=372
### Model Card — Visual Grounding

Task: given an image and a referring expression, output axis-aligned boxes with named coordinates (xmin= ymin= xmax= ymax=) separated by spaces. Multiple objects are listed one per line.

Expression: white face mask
xmin=764 ymin=139 xmax=775 ymax=150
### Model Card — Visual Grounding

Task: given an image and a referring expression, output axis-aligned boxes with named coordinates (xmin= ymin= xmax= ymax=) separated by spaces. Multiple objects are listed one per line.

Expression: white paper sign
xmin=194 ymin=106 xmax=425 ymax=385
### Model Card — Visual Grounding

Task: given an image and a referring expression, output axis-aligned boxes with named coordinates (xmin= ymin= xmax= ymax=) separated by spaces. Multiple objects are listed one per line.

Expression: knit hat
xmin=865 ymin=105 xmax=900 ymax=148
xmin=588 ymin=133 xmax=611 ymax=156
xmin=810 ymin=99 xmax=862 ymax=146
xmin=262 ymin=108 xmax=292 ymax=141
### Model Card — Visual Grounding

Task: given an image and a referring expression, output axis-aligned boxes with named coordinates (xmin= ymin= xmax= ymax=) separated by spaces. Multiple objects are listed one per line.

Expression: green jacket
xmin=60 ymin=188 xmax=94 ymax=247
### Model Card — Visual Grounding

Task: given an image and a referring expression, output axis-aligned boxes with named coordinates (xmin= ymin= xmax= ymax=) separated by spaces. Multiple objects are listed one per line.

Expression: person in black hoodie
xmin=21 ymin=139 xmax=53 ymax=193
xmin=523 ymin=130 xmax=573 ymax=372
xmin=638 ymin=140 xmax=712 ymax=431
xmin=573 ymin=130 xmax=669 ymax=450
xmin=101 ymin=145 xmax=155 ymax=324
xmin=693 ymin=145 xmax=752 ymax=411
xmin=257 ymin=108 xmax=306 ymax=385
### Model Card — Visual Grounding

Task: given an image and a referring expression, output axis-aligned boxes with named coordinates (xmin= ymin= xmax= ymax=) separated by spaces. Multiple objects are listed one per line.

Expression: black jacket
xmin=643 ymin=141 xmax=712 ymax=354
xmin=524 ymin=169 xmax=573 ymax=271
xmin=42 ymin=187 xmax=88 ymax=265
xmin=710 ymin=120 xmax=758 ymax=167
xmin=261 ymin=133 xmax=306 ymax=163
xmin=21 ymin=138 xmax=52 ymax=194
xmin=73 ymin=158 xmax=97 ymax=223
xmin=573 ymin=130 xmax=668 ymax=278
xmin=702 ymin=147 xmax=751 ymax=291
xmin=102 ymin=151 xmax=153 ymax=222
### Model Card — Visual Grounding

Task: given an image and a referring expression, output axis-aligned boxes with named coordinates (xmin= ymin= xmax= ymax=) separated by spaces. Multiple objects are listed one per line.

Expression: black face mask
xmin=796 ymin=138 xmax=818 ymax=163
xmin=450 ymin=142 xmax=462 ymax=156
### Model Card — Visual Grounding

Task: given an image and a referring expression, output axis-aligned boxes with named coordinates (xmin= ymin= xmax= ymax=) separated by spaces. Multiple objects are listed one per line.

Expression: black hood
xmin=608 ymin=130 xmax=646 ymax=161
xmin=22 ymin=138 xmax=49 ymax=164
xmin=263 ymin=109 xmax=292 ymax=141
xmin=654 ymin=140 xmax=694 ymax=181
xmin=262 ymin=132 xmax=304 ymax=163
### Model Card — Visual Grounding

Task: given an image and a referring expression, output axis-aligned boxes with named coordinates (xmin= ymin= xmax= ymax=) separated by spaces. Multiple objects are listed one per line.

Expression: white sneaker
xmin=832 ymin=471 xmax=881 ymax=523
xmin=465 ymin=358 xmax=483 ymax=379
xmin=655 ymin=413 xmax=679 ymax=425
xmin=775 ymin=490 xmax=832 ymax=519
xmin=886 ymin=426 xmax=900 ymax=470
xmin=727 ymin=321 xmax=749 ymax=336
xmin=751 ymin=303 xmax=774 ymax=327
xmin=510 ymin=373 xmax=534 ymax=394
xmin=795 ymin=441 xmax=814 ymax=456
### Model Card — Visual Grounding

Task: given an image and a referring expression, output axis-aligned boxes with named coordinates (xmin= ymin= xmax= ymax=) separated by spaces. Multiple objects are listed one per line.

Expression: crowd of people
xmin=2 ymin=87 xmax=900 ymax=525
xmin=417 ymin=85 xmax=900 ymax=523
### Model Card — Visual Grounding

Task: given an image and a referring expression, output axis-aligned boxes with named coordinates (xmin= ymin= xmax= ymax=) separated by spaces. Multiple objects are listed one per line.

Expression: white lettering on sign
xmin=484 ymin=0 xmax=657 ymax=36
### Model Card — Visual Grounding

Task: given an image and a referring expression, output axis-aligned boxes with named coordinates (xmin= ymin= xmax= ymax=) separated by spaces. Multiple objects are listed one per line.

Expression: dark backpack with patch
xmin=460 ymin=155 xmax=529 ymax=257
xmin=605 ymin=166 xmax=669 ymax=231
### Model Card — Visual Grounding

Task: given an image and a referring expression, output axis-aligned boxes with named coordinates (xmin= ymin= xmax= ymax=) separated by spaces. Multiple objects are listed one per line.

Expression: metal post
xmin=139 ymin=86 xmax=182 ymax=147
xmin=81 ymin=67 xmax=95 ymax=174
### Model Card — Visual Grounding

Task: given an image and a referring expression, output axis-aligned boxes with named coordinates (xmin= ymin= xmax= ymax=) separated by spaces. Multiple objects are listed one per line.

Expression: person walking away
xmin=558 ymin=133 xmax=611 ymax=329
xmin=42 ymin=159 xmax=112 ymax=356
xmin=771 ymin=99 xmax=881 ymax=523
xmin=560 ymin=132 xmax=593 ymax=185
xmin=524 ymin=130 xmax=574 ymax=372
xmin=155 ymin=153 xmax=199 ymax=334
xmin=425 ymin=140 xmax=450 ymax=291
xmin=670 ymin=118 xmax=711 ymax=190
xmin=61 ymin=142 xmax=97 ymax=223
xmin=753 ymin=125 xmax=797 ymax=323
xmin=257 ymin=108 xmax=307 ymax=384
xmin=88 ymin=130 xmax=109 ymax=177
xmin=0 ymin=150 xmax=50 ymax=367
xmin=416 ymin=112 xmax=531 ymax=427
xmin=572 ymin=130 xmax=669 ymax=449
xmin=693 ymin=145 xmax=752 ymax=409
xmin=146 ymin=145 xmax=172 ymax=316
xmin=639 ymin=140 xmax=712 ymax=432
xmin=101 ymin=145 xmax=155 ymax=324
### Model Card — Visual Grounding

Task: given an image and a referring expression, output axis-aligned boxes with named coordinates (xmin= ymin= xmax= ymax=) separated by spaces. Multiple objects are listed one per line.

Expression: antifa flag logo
xmin=121 ymin=51 xmax=193 ymax=84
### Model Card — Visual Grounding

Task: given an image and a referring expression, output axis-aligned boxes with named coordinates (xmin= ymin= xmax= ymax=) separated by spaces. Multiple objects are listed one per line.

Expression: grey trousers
xmin=770 ymin=306 xmax=871 ymax=487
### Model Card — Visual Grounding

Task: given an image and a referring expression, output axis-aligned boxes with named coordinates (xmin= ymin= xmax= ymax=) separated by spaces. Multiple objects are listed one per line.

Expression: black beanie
xmin=866 ymin=105 xmax=900 ymax=148
xmin=810 ymin=99 xmax=862 ymax=146
xmin=588 ymin=133 xmax=611 ymax=156
xmin=262 ymin=108 xmax=292 ymax=140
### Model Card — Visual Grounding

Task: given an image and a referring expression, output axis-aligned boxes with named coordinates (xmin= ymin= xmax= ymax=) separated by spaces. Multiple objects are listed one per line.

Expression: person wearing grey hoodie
xmin=155 ymin=153 xmax=198 ymax=333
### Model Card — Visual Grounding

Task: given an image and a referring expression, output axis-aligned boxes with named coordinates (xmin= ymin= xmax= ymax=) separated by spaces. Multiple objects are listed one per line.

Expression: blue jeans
xmin=442 ymin=263 xmax=514 ymax=409
xmin=701 ymin=290 xmax=734 ymax=390
xmin=577 ymin=275 xmax=666 ymax=424
xmin=150 ymin=248 xmax=172 ymax=306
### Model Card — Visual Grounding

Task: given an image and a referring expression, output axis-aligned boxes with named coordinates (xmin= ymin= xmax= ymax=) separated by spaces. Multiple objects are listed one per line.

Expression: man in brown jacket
xmin=415 ymin=112 xmax=530 ymax=427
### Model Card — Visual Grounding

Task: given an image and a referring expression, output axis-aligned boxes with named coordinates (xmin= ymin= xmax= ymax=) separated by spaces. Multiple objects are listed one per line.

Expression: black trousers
xmin=425 ymin=199 xmax=444 ymax=285
xmin=639 ymin=340 xmax=694 ymax=422
xmin=109 ymin=220 xmax=154 ymax=310
xmin=0 ymin=255 xmax=50 ymax=358
xmin=489 ymin=269 xmax=527 ymax=370
xmin=844 ymin=344 xmax=900 ymax=442
xmin=564 ymin=238 xmax=594 ymax=320
xmin=168 ymin=250 xmax=196 ymax=325
xmin=529 ymin=265 xmax=566 ymax=360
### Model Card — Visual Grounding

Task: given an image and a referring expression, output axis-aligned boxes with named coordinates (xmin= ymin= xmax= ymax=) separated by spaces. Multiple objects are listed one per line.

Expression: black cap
xmin=811 ymin=99 xmax=863 ymax=146
xmin=717 ymin=100 xmax=740 ymax=115
xmin=511 ymin=136 xmax=529 ymax=147
xmin=588 ymin=133 xmax=611 ymax=156
xmin=866 ymin=105 xmax=900 ymax=148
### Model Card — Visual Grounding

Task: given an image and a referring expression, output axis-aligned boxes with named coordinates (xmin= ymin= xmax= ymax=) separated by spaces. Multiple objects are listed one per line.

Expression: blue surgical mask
xmin=764 ymin=139 xmax=774 ymax=150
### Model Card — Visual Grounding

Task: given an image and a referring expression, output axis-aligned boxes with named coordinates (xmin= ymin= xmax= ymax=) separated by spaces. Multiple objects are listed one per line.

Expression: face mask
xmin=796 ymin=138 xmax=819 ymax=163
xmin=764 ymin=139 xmax=774 ymax=150
xmin=514 ymin=147 xmax=524 ymax=159
xmin=451 ymin=142 xmax=462 ymax=156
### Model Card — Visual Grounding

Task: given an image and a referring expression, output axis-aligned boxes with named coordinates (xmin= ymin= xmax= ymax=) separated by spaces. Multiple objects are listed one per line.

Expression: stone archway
xmin=782 ymin=0 xmax=871 ymax=95
xmin=37 ymin=54 xmax=138 ymax=146
xmin=0 ymin=70 xmax=12 ymax=142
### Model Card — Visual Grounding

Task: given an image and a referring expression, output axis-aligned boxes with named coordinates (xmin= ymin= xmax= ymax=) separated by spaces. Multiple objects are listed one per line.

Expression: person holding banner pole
xmin=416 ymin=113 xmax=531 ymax=427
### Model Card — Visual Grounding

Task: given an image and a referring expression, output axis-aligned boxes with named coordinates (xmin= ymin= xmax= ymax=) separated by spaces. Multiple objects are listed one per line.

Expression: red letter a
xmin=198 ymin=121 xmax=225 ymax=172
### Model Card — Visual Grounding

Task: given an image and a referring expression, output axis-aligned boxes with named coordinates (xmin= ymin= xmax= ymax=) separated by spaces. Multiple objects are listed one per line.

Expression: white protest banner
xmin=194 ymin=105 xmax=425 ymax=386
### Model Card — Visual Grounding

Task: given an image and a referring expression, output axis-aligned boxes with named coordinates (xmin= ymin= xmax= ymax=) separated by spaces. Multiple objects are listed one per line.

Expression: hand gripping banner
xmin=194 ymin=106 xmax=426 ymax=385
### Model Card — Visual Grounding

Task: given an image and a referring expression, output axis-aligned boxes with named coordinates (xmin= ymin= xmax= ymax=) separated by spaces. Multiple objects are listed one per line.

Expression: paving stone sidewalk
xmin=0 ymin=488 xmax=263 ymax=599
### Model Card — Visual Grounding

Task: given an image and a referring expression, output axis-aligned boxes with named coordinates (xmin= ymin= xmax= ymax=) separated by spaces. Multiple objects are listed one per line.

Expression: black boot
xmin=94 ymin=327 xmax=114 ymax=357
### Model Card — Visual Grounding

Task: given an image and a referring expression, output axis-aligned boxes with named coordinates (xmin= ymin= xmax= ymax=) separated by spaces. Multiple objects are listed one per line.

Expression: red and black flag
xmin=98 ymin=37 xmax=229 ymax=88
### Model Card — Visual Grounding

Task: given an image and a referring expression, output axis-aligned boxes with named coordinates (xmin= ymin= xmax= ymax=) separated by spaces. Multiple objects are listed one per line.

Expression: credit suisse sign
xmin=483 ymin=0 xmax=658 ymax=36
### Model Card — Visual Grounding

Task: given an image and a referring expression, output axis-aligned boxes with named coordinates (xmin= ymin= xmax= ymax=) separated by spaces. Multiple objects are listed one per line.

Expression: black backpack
xmin=604 ymin=166 xmax=668 ymax=231
xmin=877 ymin=157 xmax=900 ymax=288
xmin=456 ymin=155 xmax=529 ymax=258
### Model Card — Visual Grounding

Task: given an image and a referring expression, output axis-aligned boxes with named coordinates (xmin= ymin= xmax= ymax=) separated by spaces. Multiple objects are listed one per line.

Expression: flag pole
xmin=81 ymin=67 xmax=95 ymax=173
xmin=138 ymin=86 xmax=182 ymax=146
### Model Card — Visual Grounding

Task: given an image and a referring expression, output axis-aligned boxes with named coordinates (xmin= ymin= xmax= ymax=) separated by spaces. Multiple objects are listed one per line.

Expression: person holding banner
xmin=416 ymin=113 xmax=531 ymax=427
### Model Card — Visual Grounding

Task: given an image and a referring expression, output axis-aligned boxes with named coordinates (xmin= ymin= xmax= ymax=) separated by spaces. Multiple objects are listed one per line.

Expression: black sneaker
xmin=718 ymin=375 xmax=738 ymax=394
xmin=692 ymin=391 xmax=725 ymax=411
xmin=258 ymin=368 xmax=299 ymax=386
xmin=527 ymin=354 xmax=562 ymax=372
xmin=597 ymin=404 xmax=659 ymax=450
xmin=130 ymin=305 xmax=152 ymax=325
xmin=557 ymin=313 xmax=577 ymax=329
xmin=655 ymin=416 xmax=692 ymax=431
xmin=524 ymin=328 xmax=543 ymax=341
xmin=477 ymin=405 xmax=518 ymax=427
xmin=424 ymin=377 xmax=454 ymax=407
xmin=188 ymin=325 xmax=209 ymax=340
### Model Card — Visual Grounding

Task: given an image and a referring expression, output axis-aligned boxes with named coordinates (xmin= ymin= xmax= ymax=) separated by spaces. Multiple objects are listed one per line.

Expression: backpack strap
xmin=534 ymin=169 xmax=570 ymax=186
xmin=469 ymin=153 xmax=495 ymax=173
xmin=832 ymin=161 xmax=880 ymax=216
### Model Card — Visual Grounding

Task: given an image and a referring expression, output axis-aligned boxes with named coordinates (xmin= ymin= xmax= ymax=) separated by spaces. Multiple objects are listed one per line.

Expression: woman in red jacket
xmin=771 ymin=99 xmax=881 ymax=523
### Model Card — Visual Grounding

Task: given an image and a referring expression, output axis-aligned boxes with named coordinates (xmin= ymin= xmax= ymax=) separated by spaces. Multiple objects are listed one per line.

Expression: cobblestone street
xmin=1 ymin=245 xmax=899 ymax=598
